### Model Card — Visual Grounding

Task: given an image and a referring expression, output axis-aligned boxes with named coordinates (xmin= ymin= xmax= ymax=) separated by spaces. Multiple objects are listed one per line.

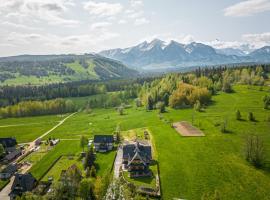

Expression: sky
xmin=0 ymin=0 xmax=270 ymax=56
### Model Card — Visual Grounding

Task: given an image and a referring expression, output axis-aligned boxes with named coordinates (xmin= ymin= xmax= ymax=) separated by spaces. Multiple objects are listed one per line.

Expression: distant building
xmin=9 ymin=173 xmax=37 ymax=200
xmin=0 ymin=163 xmax=17 ymax=180
xmin=93 ymin=135 xmax=114 ymax=152
xmin=122 ymin=140 xmax=152 ymax=177
xmin=0 ymin=138 xmax=17 ymax=152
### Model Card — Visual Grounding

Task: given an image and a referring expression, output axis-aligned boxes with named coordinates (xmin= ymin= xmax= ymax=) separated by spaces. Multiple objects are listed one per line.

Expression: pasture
xmin=0 ymin=84 xmax=270 ymax=199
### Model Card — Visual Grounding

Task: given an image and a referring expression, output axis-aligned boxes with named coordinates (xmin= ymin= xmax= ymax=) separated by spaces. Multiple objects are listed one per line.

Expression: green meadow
xmin=0 ymin=84 xmax=270 ymax=199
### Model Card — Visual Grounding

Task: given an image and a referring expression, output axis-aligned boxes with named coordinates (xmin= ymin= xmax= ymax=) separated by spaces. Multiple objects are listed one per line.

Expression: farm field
xmin=0 ymin=84 xmax=270 ymax=199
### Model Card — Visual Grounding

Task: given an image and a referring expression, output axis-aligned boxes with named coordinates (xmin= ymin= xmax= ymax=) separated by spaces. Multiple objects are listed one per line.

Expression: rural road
xmin=114 ymin=146 xmax=123 ymax=178
xmin=0 ymin=112 xmax=77 ymax=198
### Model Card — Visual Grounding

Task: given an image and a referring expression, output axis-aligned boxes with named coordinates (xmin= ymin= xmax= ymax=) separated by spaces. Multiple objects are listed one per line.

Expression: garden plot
xmin=173 ymin=121 xmax=205 ymax=137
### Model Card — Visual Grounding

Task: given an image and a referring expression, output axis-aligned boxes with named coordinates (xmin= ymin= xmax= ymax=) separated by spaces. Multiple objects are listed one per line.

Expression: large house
xmin=93 ymin=135 xmax=114 ymax=152
xmin=0 ymin=163 xmax=17 ymax=180
xmin=122 ymin=140 xmax=152 ymax=177
xmin=9 ymin=173 xmax=37 ymax=200
xmin=0 ymin=138 xmax=17 ymax=152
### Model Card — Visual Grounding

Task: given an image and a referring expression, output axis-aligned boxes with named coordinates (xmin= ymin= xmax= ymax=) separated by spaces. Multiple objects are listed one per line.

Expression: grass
xmin=0 ymin=180 xmax=9 ymax=191
xmin=1 ymin=84 xmax=270 ymax=199
xmin=42 ymin=155 xmax=84 ymax=182
xmin=0 ymin=115 xmax=64 ymax=143
xmin=29 ymin=140 xmax=82 ymax=180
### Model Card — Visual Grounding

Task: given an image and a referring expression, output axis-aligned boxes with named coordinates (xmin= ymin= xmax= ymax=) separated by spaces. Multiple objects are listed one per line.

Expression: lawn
xmin=29 ymin=140 xmax=82 ymax=180
xmin=42 ymin=155 xmax=84 ymax=182
xmin=0 ymin=115 xmax=63 ymax=143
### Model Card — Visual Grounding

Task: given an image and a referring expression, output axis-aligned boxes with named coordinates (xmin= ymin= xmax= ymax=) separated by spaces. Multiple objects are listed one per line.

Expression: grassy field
xmin=1 ymin=84 xmax=270 ymax=199
xmin=47 ymin=85 xmax=270 ymax=199
xmin=0 ymin=115 xmax=65 ymax=143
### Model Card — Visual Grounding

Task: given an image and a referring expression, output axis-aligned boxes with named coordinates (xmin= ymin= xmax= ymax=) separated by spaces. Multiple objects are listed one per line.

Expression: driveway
xmin=0 ymin=176 xmax=14 ymax=200
xmin=114 ymin=146 xmax=123 ymax=178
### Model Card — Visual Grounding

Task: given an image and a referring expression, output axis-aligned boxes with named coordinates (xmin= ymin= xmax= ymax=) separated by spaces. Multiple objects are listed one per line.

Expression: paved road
xmin=114 ymin=146 xmax=123 ymax=178
xmin=0 ymin=112 xmax=77 ymax=198
xmin=0 ymin=177 xmax=14 ymax=200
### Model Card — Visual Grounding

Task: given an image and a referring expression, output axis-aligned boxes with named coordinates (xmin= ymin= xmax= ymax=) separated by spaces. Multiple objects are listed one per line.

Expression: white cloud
xmin=83 ymin=1 xmax=123 ymax=17
xmin=91 ymin=22 xmax=112 ymax=29
xmin=134 ymin=17 xmax=149 ymax=25
xmin=242 ymin=32 xmax=270 ymax=47
xmin=118 ymin=19 xmax=127 ymax=24
xmin=0 ymin=0 xmax=79 ymax=26
xmin=1 ymin=21 xmax=41 ymax=30
xmin=224 ymin=0 xmax=270 ymax=17
xmin=130 ymin=0 xmax=143 ymax=8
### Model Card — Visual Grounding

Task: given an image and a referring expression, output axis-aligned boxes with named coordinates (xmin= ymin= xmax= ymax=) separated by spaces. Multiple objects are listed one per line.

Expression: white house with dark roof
xmin=93 ymin=135 xmax=114 ymax=152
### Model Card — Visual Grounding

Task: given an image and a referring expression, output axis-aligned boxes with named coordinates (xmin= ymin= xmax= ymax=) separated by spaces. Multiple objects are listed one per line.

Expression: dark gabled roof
xmin=10 ymin=173 xmax=36 ymax=194
xmin=0 ymin=138 xmax=17 ymax=148
xmin=94 ymin=135 xmax=114 ymax=143
xmin=123 ymin=141 xmax=152 ymax=162
xmin=1 ymin=164 xmax=17 ymax=174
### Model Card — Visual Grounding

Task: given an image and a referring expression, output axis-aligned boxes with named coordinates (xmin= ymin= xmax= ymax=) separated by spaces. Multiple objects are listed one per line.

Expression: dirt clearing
xmin=173 ymin=121 xmax=205 ymax=137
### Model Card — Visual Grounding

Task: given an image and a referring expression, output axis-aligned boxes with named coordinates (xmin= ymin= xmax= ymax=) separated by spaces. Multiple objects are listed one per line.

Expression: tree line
xmin=0 ymin=98 xmax=76 ymax=118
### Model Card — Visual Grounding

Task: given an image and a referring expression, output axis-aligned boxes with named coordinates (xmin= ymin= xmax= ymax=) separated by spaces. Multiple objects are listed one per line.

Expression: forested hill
xmin=0 ymin=54 xmax=138 ymax=85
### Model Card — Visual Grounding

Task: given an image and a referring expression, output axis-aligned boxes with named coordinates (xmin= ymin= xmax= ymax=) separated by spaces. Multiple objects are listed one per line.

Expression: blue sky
xmin=0 ymin=0 xmax=270 ymax=56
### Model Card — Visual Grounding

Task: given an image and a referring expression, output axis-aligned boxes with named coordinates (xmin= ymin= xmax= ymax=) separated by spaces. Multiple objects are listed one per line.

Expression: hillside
xmin=0 ymin=54 xmax=138 ymax=85
xmin=100 ymin=39 xmax=270 ymax=70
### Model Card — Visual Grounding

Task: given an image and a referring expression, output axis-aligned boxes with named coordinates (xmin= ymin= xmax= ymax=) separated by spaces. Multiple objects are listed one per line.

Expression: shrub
xmin=194 ymin=100 xmax=201 ymax=112
xmin=156 ymin=101 xmax=166 ymax=113
xmin=245 ymin=135 xmax=265 ymax=168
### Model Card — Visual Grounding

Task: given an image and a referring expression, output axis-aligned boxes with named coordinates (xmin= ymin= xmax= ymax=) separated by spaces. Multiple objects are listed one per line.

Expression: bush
xmin=156 ymin=101 xmax=166 ymax=113
xmin=194 ymin=100 xmax=201 ymax=112
xmin=245 ymin=135 xmax=265 ymax=168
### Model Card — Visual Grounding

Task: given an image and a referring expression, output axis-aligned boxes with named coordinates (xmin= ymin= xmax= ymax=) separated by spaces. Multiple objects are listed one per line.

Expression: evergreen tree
xmin=236 ymin=110 xmax=241 ymax=120
xmin=84 ymin=146 xmax=95 ymax=169
xmin=146 ymin=95 xmax=154 ymax=110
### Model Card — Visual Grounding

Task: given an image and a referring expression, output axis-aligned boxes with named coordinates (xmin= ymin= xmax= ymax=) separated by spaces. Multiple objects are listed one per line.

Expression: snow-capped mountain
xmin=99 ymin=39 xmax=270 ymax=70
xmin=215 ymin=48 xmax=247 ymax=57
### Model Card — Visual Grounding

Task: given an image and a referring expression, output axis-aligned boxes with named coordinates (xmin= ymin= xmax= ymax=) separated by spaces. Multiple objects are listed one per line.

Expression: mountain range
xmin=99 ymin=39 xmax=270 ymax=70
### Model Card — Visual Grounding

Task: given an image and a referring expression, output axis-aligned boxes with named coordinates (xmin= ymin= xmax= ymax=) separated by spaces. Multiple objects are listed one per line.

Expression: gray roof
xmin=1 ymin=164 xmax=17 ymax=174
xmin=94 ymin=135 xmax=114 ymax=143
xmin=10 ymin=173 xmax=36 ymax=195
xmin=0 ymin=138 xmax=17 ymax=148
xmin=123 ymin=141 xmax=152 ymax=162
